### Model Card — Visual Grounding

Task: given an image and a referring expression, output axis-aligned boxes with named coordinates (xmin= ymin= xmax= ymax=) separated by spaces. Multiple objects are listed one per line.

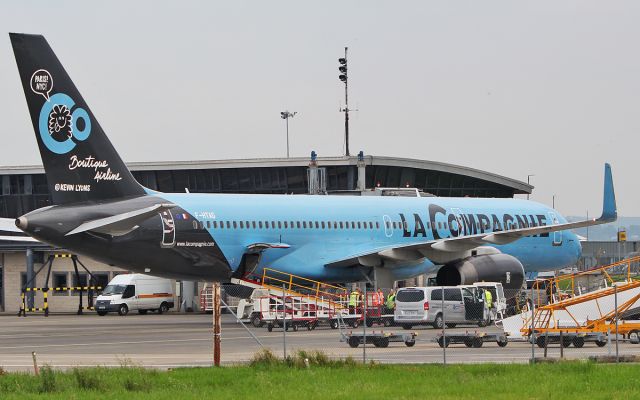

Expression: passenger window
xmin=199 ymin=221 xmax=205 ymax=230
xmin=368 ymin=222 xmax=373 ymax=229
xmin=219 ymin=221 xmax=224 ymax=229
xmin=233 ymin=221 xmax=237 ymax=229
xmin=278 ymin=221 xmax=282 ymax=229
xmin=431 ymin=289 xmax=442 ymax=301
xmin=239 ymin=221 xmax=244 ymax=229
xmin=339 ymin=222 xmax=343 ymax=229
xmin=122 ymin=285 xmax=135 ymax=299
xmin=315 ymin=222 xmax=319 ymax=229
xmin=444 ymin=289 xmax=462 ymax=302
xmin=321 ymin=222 xmax=325 ymax=229
xmin=271 ymin=221 xmax=276 ymax=229
xmin=333 ymin=222 xmax=338 ymax=229
xmin=252 ymin=221 xmax=256 ymax=229
xmin=303 ymin=221 xmax=307 ymax=228
xmin=206 ymin=221 xmax=210 ymax=229
xmin=258 ymin=221 xmax=263 ymax=229
xmin=226 ymin=221 xmax=231 ymax=229
xmin=213 ymin=221 xmax=218 ymax=229
xmin=284 ymin=221 xmax=288 ymax=228
xmin=357 ymin=222 xmax=362 ymax=229
xmin=375 ymin=222 xmax=380 ymax=229
xmin=296 ymin=222 xmax=301 ymax=229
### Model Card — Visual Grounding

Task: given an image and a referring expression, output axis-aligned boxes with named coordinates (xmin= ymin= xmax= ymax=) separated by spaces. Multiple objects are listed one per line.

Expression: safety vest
xmin=349 ymin=292 xmax=359 ymax=307
xmin=484 ymin=290 xmax=492 ymax=308
xmin=386 ymin=293 xmax=396 ymax=309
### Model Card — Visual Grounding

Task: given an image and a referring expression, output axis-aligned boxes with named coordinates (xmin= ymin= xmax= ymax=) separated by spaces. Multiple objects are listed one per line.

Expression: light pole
xmin=280 ymin=111 xmax=297 ymax=158
xmin=338 ymin=48 xmax=350 ymax=156
xmin=527 ymin=174 xmax=535 ymax=200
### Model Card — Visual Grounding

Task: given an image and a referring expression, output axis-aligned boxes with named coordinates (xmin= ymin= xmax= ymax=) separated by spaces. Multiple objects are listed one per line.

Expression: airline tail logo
xmin=32 ymin=69 xmax=92 ymax=154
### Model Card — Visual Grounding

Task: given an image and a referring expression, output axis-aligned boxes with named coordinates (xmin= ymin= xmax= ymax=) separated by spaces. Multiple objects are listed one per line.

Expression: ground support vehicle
xmin=435 ymin=331 xmax=509 ymax=348
xmin=95 ymin=274 xmax=174 ymax=316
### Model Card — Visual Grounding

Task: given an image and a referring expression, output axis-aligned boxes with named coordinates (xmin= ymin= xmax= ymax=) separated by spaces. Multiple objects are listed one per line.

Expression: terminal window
xmin=52 ymin=272 xmax=68 ymax=296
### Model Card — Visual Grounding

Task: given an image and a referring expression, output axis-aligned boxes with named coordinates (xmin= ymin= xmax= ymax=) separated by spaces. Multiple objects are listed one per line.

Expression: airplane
xmin=0 ymin=33 xmax=617 ymax=294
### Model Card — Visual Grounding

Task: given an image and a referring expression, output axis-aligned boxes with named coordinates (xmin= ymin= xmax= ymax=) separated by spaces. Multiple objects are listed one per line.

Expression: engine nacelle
xmin=436 ymin=253 xmax=524 ymax=298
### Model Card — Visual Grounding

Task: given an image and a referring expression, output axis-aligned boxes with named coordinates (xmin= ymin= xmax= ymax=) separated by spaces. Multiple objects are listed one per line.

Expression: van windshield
xmin=396 ymin=289 xmax=425 ymax=302
xmin=102 ymin=284 xmax=126 ymax=295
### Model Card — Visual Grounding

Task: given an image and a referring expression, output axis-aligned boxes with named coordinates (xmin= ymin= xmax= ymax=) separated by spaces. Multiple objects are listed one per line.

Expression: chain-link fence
xmin=215 ymin=265 xmax=640 ymax=365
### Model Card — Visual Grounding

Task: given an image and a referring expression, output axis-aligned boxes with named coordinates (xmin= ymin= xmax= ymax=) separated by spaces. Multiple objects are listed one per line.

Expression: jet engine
xmin=436 ymin=253 xmax=524 ymax=298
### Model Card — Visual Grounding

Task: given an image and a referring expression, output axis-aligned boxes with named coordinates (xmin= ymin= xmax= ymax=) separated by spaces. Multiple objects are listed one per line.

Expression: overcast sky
xmin=1 ymin=1 xmax=638 ymax=216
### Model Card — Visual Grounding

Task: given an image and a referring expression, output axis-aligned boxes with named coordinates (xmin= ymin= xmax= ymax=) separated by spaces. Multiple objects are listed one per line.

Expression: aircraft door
xmin=548 ymin=212 xmax=562 ymax=246
xmin=383 ymin=215 xmax=393 ymax=237
xmin=159 ymin=210 xmax=176 ymax=248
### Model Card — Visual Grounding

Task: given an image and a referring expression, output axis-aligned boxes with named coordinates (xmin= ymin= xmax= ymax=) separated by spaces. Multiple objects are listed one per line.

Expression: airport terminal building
xmin=0 ymin=154 xmax=532 ymax=312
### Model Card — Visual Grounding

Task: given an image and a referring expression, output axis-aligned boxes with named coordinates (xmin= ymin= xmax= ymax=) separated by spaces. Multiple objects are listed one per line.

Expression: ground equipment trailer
xmin=343 ymin=331 xmax=417 ymax=348
xmin=435 ymin=332 xmax=509 ymax=348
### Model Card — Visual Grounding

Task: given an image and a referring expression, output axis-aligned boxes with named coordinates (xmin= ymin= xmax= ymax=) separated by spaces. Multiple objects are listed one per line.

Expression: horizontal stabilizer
xmin=0 ymin=218 xmax=22 ymax=233
xmin=65 ymin=203 xmax=175 ymax=236
xmin=0 ymin=235 xmax=39 ymax=242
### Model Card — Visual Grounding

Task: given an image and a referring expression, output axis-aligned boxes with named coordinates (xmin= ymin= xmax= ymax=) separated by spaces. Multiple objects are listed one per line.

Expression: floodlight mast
xmin=280 ymin=111 xmax=297 ymax=158
xmin=338 ymin=47 xmax=350 ymax=156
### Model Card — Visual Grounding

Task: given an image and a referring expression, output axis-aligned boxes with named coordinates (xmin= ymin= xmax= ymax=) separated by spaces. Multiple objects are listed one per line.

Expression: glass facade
xmin=0 ymin=164 xmax=518 ymax=218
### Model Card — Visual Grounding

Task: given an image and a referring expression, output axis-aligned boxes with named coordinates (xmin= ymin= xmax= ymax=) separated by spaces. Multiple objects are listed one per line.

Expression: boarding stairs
xmin=200 ymin=268 xmax=350 ymax=319
xmin=501 ymin=256 xmax=640 ymax=338
xmin=232 ymin=268 xmax=350 ymax=319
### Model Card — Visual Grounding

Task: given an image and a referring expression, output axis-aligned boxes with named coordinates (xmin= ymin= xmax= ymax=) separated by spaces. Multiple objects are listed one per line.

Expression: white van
xmin=95 ymin=274 xmax=175 ymax=316
xmin=394 ymin=286 xmax=487 ymax=329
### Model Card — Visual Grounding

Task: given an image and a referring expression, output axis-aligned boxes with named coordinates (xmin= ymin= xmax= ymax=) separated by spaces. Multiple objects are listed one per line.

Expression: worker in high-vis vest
xmin=484 ymin=289 xmax=493 ymax=322
xmin=385 ymin=289 xmax=396 ymax=314
xmin=349 ymin=289 xmax=360 ymax=314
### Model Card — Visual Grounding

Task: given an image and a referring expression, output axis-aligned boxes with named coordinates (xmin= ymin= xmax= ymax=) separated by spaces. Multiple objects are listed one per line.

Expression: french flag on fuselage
xmin=175 ymin=213 xmax=189 ymax=220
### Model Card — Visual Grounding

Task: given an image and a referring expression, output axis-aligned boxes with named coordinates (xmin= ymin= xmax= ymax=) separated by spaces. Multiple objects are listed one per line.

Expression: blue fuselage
xmin=159 ymin=193 xmax=581 ymax=282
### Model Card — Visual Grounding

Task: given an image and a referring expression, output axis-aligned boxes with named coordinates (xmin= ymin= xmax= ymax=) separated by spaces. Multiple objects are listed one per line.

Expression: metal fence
xmin=215 ymin=272 xmax=640 ymax=365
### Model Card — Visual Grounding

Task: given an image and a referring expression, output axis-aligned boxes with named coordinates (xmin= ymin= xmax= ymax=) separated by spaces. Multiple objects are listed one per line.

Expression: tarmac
xmin=1 ymin=313 xmax=638 ymax=371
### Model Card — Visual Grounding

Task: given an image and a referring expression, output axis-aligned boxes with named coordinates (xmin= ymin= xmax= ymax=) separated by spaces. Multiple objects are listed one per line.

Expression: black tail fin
xmin=10 ymin=33 xmax=145 ymax=205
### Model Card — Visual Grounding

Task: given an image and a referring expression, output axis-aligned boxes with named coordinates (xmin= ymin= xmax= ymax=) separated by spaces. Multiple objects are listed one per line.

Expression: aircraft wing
xmin=65 ymin=203 xmax=176 ymax=236
xmin=326 ymin=163 xmax=616 ymax=268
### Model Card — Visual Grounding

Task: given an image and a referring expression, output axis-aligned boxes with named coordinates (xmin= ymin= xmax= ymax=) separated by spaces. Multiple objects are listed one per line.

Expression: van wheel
xmin=433 ymin=314 xmax=444 ymax=329
xmin=350 ymin=320 xmax=360 ymax=329
xmin=330 ymin=320 xmax=339 ymax=329
xmin=348 ymin=336 xmax=360 ymax=348
xmin=158 ymin=303 xmax=169 ymax=314
xmin=138 ymin=310 xmax=148 ymax=315
xmin=383 ymin=319 xmax=393 ymax=327
xmin=97 ymin=311 xmax=107 ymax=316
xmin=366 ymin=319 xmax=374 ymax=328
xmin=118 ymin=304 xmax=128 ymax=316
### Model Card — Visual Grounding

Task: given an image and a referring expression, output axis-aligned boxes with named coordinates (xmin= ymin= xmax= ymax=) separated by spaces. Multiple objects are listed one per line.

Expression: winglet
xmin=599 ymin=163 xmax=617 ymax=222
